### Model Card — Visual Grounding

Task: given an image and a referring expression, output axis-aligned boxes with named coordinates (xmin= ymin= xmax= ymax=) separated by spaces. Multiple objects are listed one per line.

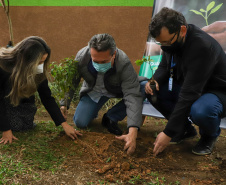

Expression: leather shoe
xmin=101 ymin=114 xmax=122 ymax=135
xmin=192 ymin=136 xmax=218 ymax=155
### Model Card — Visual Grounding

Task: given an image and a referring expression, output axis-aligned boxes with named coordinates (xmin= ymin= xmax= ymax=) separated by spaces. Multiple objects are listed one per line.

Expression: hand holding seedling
xmin=153 ymin=132 xmax=171 ymax=156
xmin=145 ymin=80 xmax=159 ymax=95
xmin=0 ymin=130 xmax=18 ymax=144
xmin=115 ymin=127 xmax=138 ymax=155
xmin=61 ymin=122 xmax=82 ymax=140
xmin=135 ymin=57 xmax=159 ymax=103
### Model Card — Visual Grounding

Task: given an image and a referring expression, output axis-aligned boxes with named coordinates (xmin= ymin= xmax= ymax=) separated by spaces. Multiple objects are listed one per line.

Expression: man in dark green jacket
xmin=144 ymin=7 xmax=226 ymax=156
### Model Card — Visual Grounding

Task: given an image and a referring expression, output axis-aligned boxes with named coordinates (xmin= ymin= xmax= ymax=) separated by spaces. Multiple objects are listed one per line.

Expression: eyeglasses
xmin=92 ymin=56 xmax=113 ymax=64
xmin=154 ymin=32 xmax=178 ymax=46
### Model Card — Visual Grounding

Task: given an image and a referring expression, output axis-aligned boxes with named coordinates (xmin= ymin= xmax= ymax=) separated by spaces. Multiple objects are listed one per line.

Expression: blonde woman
xmin=0 ymin=36 xmax=82 ymax=144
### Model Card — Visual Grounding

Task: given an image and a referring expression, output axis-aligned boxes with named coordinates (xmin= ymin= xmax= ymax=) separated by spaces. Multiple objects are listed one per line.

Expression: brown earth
xmin=35 ymin=109 xmax=226 ymax=185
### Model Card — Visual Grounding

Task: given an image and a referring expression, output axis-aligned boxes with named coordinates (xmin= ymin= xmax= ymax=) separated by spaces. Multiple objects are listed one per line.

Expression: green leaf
xmin=143 ymin=58 xmax=147 ymax=62
xmin=106 ymin=157 xmax=111 ymax=163
xmin=135 ymin=59 xmax=144 ymax=66
xmin=206 ymin=1 xmax=215 ymax=12
xmin=190 ymin=10 xmax=204 ymax=16
xmin=200 ymin=8 xmax=205 ymax=12
xmin=208 ymin=3 xmax=223 ymax=16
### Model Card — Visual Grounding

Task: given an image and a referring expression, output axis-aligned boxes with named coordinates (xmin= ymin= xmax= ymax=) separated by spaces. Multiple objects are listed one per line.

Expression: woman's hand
xmin=0 ymin=130 xmax=18 ymax=144
xmin=61 ymin=122 xmax=82 ymax=140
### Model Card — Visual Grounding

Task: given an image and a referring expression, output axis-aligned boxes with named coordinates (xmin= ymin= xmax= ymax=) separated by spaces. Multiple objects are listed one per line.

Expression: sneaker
xmin=101 ymin=114 xmax=122 ymax=135
xmin=170 ymin=125 xmax=197 ymax=144
xmin=192 ymin=136 xmax=217 ymax=155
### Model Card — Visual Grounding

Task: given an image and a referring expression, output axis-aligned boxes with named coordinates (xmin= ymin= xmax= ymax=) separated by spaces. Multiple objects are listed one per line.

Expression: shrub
xmin=49 ymin=56 xmax=79 ymax=107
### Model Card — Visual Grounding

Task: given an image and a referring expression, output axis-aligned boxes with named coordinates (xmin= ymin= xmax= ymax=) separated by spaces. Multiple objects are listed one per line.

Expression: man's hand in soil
xmin=115 ymin=127 xmax=138 ymax=155
xmin=153 ymin=132 xmax=171 ymax=156
xmin=61 ymin=122 xmax=82 ymax=140
xmin=0 ymin=130 xmax=18 ymax=144
xmin=60 ymin=106 xmax=67 ymax=120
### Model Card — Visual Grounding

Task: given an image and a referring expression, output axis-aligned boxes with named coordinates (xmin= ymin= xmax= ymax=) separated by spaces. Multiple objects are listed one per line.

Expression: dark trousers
xmin=0 ymin=94 xmax=37 ymax=131
xmin=146 ymin=82 xmax=223 ymax=138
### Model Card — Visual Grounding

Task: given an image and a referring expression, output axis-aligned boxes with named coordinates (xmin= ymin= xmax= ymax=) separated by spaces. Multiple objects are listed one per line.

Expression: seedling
xmin=190 ymin=1 xmax=223 ymax=26
xmin=135 ymin=56 xmax=155 ymax=81
xmin=106 ymin=157 xmax=111 ymax=163
xmin=128 ymin=174 xmax=143 ymax=184
xmin=95 ymin=140 xmax=99 ymax=147
xmin=135 ymin=56 xmax=157 ymax=104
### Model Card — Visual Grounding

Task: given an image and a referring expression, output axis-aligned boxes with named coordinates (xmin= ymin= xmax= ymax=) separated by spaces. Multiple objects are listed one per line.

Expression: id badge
xmin=168 ymin=77 xmax=173 ymax=91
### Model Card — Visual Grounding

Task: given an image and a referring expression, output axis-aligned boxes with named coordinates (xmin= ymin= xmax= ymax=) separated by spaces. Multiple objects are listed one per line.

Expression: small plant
xmin=106 ymin=157 xmax=111 ymax=163
xmin=98 ymin=180 xmax=107 ymax=184
xmin=49 ymin=56 xmax=79 ymax=107
xmin=148 ymin=171 xmax=159 ymax=177
xmin=128 ymin=174 xmax=144 ymax=184
xmin=135 ymin=56 xmax=155 ymax=81
xmin=86 ymin=182 xmax=94 ymax=185
xmin=190 ymin=1 xmax=223 ymax=26
xmin=95 ymin=140 xmax=99 ymax=147
xmin=135 ymin=56 xmax=157 ymax=103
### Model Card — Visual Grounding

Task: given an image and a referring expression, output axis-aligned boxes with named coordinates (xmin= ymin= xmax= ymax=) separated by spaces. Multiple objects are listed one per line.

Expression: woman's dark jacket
xmin=0 ymin=68 xmax=65 ymax=131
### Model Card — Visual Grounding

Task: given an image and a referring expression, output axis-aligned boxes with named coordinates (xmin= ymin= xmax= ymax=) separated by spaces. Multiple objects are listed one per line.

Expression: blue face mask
xmin=92 ymin=61 xmax=112 ymax=73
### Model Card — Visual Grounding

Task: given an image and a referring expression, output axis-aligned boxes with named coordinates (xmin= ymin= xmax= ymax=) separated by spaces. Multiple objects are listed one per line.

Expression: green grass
xmin=0 ymin=121 xmax=71 ymax=184
xmin=2 ymin=0 xmax=154 ymax=6
xmin=0 ymin=154 xmax=25 ymax=184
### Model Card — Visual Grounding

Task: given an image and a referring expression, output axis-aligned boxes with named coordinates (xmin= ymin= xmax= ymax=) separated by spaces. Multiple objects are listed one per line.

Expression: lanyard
xmin=169 ymin=55 xmax=175 ymax=91
xmin=170 ymin=55 xmax=176 ymax=77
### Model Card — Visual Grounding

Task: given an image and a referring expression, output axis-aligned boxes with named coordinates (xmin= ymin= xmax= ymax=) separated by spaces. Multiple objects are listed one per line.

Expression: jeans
xmin=73 ymin=81 xmax=146 ymax=128
xmin=73 ymin=95 xmax=125 ymax=128
xmin=144 ymin=82 xmax=223 ymax=138
xmin=190 ymin=93 xmax=222 ymax=138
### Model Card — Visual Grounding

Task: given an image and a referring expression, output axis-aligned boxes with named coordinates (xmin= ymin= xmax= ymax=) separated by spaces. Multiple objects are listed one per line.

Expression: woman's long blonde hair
xmin=0 ymin=36 xmax=51 ymax=106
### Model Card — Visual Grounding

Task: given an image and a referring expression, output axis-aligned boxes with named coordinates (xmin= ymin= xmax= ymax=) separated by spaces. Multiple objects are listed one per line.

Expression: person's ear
xmin=112 ymin=51 xmax=116 ymax=59
xmin=180 ymin=25 xmax=187 ymax=37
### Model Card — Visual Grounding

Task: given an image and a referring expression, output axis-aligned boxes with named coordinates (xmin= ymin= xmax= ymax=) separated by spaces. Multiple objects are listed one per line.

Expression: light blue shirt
xmin=87 ymin=73 xmax=115 ymax=103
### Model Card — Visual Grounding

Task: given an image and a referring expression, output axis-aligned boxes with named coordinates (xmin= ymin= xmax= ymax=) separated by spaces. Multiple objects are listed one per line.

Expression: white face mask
xmin=36 ymin=63 xmax=44 ymax=74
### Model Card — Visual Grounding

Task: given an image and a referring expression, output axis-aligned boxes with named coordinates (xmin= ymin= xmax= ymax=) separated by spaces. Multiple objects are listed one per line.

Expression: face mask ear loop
xmin=36 ymin=63 xmax=44 ymax=74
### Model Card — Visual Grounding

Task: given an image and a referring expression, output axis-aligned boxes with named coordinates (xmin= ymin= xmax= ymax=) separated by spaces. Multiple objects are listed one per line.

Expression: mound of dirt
xmin=37 ymin=110 xmax=226 ymax=184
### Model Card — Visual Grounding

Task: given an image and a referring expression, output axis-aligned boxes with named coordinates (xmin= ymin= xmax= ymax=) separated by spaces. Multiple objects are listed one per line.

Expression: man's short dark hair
xmin=88 ymin=33 xmax=116 ymax=55
xmin=149 ymin=7 xmax=187 ymax=38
